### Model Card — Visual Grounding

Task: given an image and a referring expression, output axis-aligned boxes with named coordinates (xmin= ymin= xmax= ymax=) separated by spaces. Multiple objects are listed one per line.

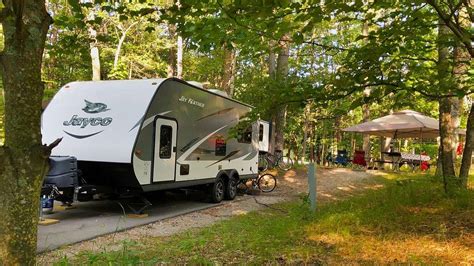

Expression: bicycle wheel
xmin=257 ymin=174 xmax=277 ymax=192
xmin=277 ymin=156 xmax=293 ymax=171
xmin=258 ymin=154 xmax=269 ymax=171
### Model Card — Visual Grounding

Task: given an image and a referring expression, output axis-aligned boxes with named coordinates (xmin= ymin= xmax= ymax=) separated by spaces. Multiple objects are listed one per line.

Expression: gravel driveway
xmin=38 ymin=167 xmax=383 ymax=263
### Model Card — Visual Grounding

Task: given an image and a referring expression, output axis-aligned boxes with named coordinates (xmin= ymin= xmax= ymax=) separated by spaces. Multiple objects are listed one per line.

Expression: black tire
xmin=210 ymin=177 xmax=225 ymax=203
xmin=277 ymin=156 xmax=293 ymax=171
xmin=224 ymin=176 xmax=238 ymax=200
xmin=257 ymin=174 xmax=277 ymax=192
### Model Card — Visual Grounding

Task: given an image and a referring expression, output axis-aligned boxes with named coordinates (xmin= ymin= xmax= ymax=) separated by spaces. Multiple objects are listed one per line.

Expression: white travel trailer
xmin=42 ymin=78 xmax=269 ymax=204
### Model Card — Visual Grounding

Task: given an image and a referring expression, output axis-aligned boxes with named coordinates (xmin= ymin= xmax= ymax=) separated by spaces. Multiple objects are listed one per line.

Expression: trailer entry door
xmin=153 ymin=118 xmax=177 ymax=182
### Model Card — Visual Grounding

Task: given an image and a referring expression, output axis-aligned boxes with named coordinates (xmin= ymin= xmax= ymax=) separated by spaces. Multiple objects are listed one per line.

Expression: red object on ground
xmin=420 ymin=161 xmax=429 ymax=171
xmin=456 ymin=143 xmax=463 ymax=156
xmin=420 ymin=151 xmax=429 ymax=171
xmin=352 ymin=150 xmax=367 ymax=166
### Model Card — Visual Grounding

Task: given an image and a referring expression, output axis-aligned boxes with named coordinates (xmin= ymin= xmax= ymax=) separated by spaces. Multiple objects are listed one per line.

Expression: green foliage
xmin=43 ymin=0 xmax=170 ymax=91
xmin=36 ymin=0 xmax=472 ymax=164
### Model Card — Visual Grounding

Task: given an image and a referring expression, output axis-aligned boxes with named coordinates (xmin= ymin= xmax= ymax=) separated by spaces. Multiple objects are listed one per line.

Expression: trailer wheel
xmin=210 ymin=177 xmax=225 ymax=203
xmin=224 ymin=176 xmax=238 ymax=200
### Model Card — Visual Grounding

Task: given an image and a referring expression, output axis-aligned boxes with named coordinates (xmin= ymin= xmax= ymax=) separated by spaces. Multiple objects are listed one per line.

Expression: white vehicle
xmin=41 ymin=78 xmax=269 ymax=204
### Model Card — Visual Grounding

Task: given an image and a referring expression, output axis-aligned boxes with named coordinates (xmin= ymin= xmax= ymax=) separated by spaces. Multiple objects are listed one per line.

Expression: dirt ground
xmin=38 ymin=167 xmax=383 ymax=263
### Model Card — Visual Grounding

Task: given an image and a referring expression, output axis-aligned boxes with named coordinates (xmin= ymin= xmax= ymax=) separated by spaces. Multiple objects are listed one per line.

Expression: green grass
xmin=57 ymin=173 xmax=474 ymax=265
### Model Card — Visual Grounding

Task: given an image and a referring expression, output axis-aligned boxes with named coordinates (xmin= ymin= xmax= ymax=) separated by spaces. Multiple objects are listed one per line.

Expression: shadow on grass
xmin=305 ymin=174 xmax=474 ymax=263
xmin=58 ymin=173 xmax=473 ymax=265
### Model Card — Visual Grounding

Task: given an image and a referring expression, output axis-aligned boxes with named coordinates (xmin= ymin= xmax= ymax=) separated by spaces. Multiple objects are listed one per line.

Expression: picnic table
xmin=375 ymin=152 xmax=431 ymax=171
xmin=400 ymin=152 xmax=431 ymax=170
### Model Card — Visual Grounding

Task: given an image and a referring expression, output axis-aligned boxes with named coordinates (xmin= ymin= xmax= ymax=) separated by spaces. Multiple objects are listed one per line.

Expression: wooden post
xmin=308 ymin=163 xmax=317 ymax=211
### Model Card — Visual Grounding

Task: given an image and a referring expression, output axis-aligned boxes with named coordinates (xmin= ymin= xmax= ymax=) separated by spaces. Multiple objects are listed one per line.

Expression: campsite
xmin=0 ymin=1 xmax=473 ymax=264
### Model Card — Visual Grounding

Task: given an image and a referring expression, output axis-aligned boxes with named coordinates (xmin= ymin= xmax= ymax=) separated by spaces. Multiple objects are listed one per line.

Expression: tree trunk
xmin=274 ymin=107 xmax=287 ymax=152
xmin=459 ymin=104 xmax=474 ymax=186
xmin=334 ymin=117 xmax=341 ymax=151
xmin=350 ymin=133 xmax=355 ymax=155
xmin=90 ymin=46 xmax=101 ymax=80
xmin=219 ymin=44 xmax=236 ymax=97
xmin=437 ymin=20 xmax=457 ymax=178
xmin=301 ymin=104 xmax=311 ymax=163
xmin=113 ymin=22 xmax=138 ymax=70
xmin=362 ymin=21 xmax=371 ymax=160
xmin=435 ymin=140 xmax=443 ymax=176
xmin=273 ymin=35 xmax=290 ymax=153
xmin=0 ymin=1 xmax=54 ymax=264
xmin=381 ymin=137 xmax=391 ymax=169
xmin=321 ymin=125 xmax=327 ymax=166
xmin=301 ymin=118 xmax=309 ymax=164
xmin=451 ymin=97 xmax=462 ymax=159
xmin=89 ymin=27 xmax=101 ymax=81
xmin=362 ymin=107 xmax=371 ymax=157
xmin=269 ymin=115 xmax=276 ymax=154
xmin=268 ymin=43 xmax=277 ymax=153
xmin=453 ymin=7 xmax=471 ymax=184
xmin=176 ymin=36 xmax=183 ymax=79
xmin=268 ymin=45 xmax=276 ymax=79
xmin=439 ymin=99 xmax=457 ymax=177
xmin=167 ymin=24 xmax=177 ymax=77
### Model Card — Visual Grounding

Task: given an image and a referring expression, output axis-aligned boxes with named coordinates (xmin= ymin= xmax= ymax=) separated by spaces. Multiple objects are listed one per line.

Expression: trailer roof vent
xmin=208 ymin=89 xmax=229 ymax=98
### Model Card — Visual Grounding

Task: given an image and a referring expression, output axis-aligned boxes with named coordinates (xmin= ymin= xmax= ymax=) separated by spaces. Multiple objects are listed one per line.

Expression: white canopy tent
xmin=343 ymin=110 xmax=465 ymax=139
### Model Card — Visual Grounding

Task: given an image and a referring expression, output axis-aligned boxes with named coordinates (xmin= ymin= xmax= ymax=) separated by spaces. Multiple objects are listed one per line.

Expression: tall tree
xmin=219 ymin=43 xmax=236 ymax=96
xmin=268 ymin=42 xmax=277 ymax=153
xmin=167 ymin=24 xmax=177 ymax=77
xmin=273 ymin=35 xmax=290 ymax=153
xmin=177 ymin=35 xmax=183 ymax=78
xmin=455 ymin=4 xmax=472 ymax=186
xmin=426 ymin=0 xmax=473 ymax=58
xmin=437 ymin=20 xmax=457 ymax=179
xmin=361 ymin=20 xmax=371 ymax=158
xmin=113 ymin=21 xmax=140 ymax=71
xmin=89 ymin=27 xmax=101 ymax=81
xmin=460 ymin=104 xmax=474 ymax=184
xmin=0 ymin=1 xmax=57 ymax=263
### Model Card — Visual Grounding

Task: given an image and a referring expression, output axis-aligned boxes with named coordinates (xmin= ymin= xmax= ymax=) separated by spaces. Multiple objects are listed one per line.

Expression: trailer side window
xmin=259 ymin=124 xmax=264 ymax=141
xmin=159 ymin=125 xmax=172 ymax=159
xmin=237 ymin=126 xmax=252 ymax=144
xmin=215 ymin=137 xmax=226 ymax=156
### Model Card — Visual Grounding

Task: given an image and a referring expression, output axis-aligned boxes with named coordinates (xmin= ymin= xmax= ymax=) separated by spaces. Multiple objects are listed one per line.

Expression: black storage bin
xmin=44 ymin=156 xmax=79 ymax=188
xmin=48 ymin=156 xmax=77 ymax=175
xmin=44 ymin=172 xmax=78 ymax=188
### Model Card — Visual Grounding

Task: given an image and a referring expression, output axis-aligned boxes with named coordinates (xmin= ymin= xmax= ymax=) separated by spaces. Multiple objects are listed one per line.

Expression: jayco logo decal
xmin=63 ymin=100 xmax=113 ymax=139
xmin=82 ymin=100 xmax=110 ymax=114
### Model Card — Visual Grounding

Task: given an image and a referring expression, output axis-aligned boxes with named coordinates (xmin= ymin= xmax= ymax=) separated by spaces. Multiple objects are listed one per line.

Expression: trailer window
xmin=259 ymin=124 xmax=264 ymax=141
xmin=237 ymin=126 xmax=252 ymax=144
xmin=159 ymin=125 xmax=172 ymax=159
xmin=215 ymin=137 xmax=226 ymax=156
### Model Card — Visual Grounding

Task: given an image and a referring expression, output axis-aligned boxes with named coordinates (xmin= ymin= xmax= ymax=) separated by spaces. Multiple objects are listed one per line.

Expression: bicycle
xmin=237 ymin=173 xmax=277 ymax=193
xmin=258 ymin=150 xmax=294 ymax=171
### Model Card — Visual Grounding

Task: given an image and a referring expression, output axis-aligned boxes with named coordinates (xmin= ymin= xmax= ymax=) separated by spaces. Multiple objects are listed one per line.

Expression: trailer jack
xmin=118 ymin=195 xmax=152 ymax=215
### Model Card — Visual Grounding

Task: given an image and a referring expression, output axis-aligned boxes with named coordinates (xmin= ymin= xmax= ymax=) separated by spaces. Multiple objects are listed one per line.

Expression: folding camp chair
xmin=334 ymin=149 xmax=350 ymax=167
xmin=352 ymin=150 xmax=367 ymax=169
